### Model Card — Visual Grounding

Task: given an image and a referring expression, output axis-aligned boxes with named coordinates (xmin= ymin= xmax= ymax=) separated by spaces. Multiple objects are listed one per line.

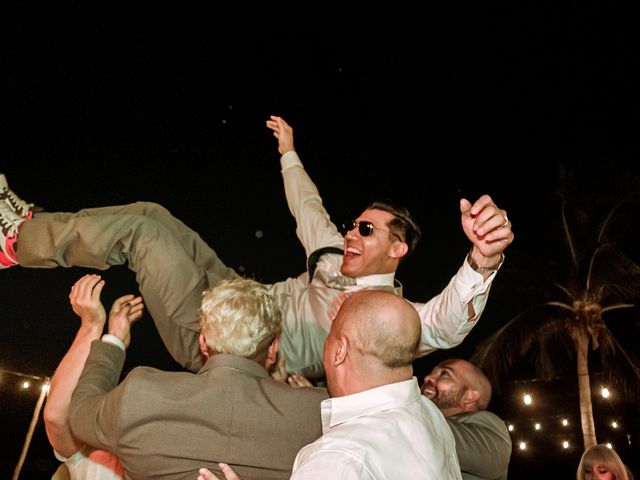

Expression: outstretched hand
xmin=197 ymin=464 xmax=240 ymax=480
xmin=266 ymin=115 xmax=295 ymax=155
xmin=460 ymin=194 xmax=514 ymax=262
xmin=69 ymin=274 xmax=107 ymax=331
xmin=107 ymin=293 xmax=144 ymax=349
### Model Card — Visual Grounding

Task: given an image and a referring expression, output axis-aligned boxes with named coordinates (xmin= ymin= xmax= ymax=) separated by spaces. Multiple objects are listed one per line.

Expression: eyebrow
xmin=438 ymin=365 xmax=456 ymax=375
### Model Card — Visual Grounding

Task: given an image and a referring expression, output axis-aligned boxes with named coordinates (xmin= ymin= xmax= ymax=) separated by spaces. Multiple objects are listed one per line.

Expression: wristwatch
xmin=467 ymin=248 xmax=503 ymax=274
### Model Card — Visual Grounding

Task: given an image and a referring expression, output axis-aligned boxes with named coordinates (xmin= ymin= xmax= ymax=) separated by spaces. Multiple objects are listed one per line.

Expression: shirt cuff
xmin=101 ymin=334 xmax=126 ymax=351
xmin=280 ymin=150 xmax=303 ymax=171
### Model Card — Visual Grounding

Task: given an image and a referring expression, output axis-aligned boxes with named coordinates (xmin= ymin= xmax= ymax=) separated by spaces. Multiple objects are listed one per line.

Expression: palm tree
xmin=471 ymin=177 xmax=640 ymax=450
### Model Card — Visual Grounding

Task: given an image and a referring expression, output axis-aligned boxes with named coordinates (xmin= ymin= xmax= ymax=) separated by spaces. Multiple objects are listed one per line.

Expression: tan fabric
xmin=68 ymin=341 xmax=328 ymax=480
xmin=51 ymin=463 xmax=70 ymax=480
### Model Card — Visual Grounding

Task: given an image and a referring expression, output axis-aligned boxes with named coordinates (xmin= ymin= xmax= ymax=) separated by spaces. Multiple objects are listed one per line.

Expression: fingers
xmin=219 ymin=463 xmax=241 ymax=480
xmin=196 ymin=464 xmax=239 ymax=480
xmin=112 ymin=296 xmax=145 ymax=322
xmin=463 ymin=195 xmax=511 ymax=237
xmin=70 ymin=274 xmax=102 ymax=302
xmin=459 ymin=198 xmax=472 ymax=216
xmin=197 ymin=468 xmax=218 ymax=480
xmin=287 ymin=374 xmax=313 ymax=388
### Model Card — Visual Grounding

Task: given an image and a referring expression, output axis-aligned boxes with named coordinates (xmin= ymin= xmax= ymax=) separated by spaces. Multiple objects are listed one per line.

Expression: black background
xmin=1 ymin=3 xmax=639 ymax=479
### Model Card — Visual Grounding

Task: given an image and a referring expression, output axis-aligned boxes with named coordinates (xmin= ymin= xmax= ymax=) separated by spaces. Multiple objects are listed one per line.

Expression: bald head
xmin=323 ymin=290 xmax=421 ymax=397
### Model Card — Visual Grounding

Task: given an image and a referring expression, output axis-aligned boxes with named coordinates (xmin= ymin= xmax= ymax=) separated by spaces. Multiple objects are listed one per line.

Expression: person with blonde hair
xmin=199 ymin=290 xmax=463 ymax=480
xmin=576 ymin=444 xmax=631 ymax=480
xmin=67 ymin=276 xmax=328 ymax=480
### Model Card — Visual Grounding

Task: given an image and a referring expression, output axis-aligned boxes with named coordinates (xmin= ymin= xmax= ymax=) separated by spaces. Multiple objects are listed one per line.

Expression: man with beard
xmin=421 ymin=358 xmax=512 ymax=480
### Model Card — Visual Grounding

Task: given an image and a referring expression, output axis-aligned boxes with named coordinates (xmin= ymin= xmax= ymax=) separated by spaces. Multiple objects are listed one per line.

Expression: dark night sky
xmin=1 ymin=4 xmax=639 ymax=479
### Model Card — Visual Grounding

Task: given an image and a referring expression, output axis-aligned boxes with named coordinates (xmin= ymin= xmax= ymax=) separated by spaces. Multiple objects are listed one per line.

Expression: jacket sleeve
xmin=68 ymin=340 xmax=128 ymax=452
xmin=446 ymin=411 xmax=512 ymax=479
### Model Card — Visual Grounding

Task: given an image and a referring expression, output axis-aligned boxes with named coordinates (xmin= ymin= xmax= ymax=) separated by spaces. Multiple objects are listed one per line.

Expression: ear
xmin=462 ymin=388 xmax=480 ymax=407
xmin=199 ymin=333 xmax=210 ymax=360
xmin=334 ymin=336 xmax=348 ymax=366
xmin=266 ymin=335 xmax=281 ymax=366
xmin=390 ymin=241 xmax=409 ymax=259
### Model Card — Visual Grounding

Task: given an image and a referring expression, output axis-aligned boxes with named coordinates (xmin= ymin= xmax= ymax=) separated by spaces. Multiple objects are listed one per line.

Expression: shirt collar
xmin=320 ymin=378 xmax=421 ymax=432
xmin=356 ymin=272 xmax=395 ymax=288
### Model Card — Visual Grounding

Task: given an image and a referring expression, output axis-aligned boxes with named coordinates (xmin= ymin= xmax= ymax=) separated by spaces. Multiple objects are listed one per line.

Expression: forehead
xmin=433 ymin=360 xmax=467 ymax=376
xmin=357 ymin=208 xmax=396 ymax=225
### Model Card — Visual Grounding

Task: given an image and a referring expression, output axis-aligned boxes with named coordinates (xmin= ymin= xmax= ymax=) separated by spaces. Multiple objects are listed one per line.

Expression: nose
xmin=344 ymin=227 xmax=359 ymax=240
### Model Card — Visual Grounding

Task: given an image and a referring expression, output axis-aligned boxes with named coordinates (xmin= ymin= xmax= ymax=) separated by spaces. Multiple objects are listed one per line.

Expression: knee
xmin=133 ymin=201 xmax=174 ymax=220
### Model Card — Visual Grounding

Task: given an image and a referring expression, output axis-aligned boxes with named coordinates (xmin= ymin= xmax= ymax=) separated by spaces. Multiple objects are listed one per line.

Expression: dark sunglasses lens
xmin=342 ymin=220 xmax=356 ymax=234
xmin=358 ymin=222 xmax=373 ymax=236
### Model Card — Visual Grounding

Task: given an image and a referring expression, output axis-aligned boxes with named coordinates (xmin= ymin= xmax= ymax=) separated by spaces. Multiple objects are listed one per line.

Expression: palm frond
xmin=561 ymin=199 xmax=578 ymax=270
xmin=470 ymin=302 xmax=577 ymax=392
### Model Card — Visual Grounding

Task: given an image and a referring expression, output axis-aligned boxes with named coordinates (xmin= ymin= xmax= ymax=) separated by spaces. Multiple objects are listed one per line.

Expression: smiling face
xmin=421 ymin=360 xmax=471 ymax=416
xmin=339 ymin=209 xmax=406 ymax=278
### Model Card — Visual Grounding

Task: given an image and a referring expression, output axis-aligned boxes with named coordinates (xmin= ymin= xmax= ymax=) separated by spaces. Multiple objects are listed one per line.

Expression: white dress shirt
xmin=290 ymin=378 xmax=462 ymax=480
xmin=272 ymin=151 xmax=499 ymax=378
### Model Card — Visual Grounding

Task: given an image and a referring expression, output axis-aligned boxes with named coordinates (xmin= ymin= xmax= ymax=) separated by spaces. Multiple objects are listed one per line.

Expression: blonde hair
xmin=576 ymin=444 xmax=630 ymax=480
xmin=199 ymin=278 xmax=282 ymax=358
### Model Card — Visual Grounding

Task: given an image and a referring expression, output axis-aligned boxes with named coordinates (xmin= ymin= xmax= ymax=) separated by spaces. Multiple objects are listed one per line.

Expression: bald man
xmin=422 ymin=359 xmax=512 ymax=480
xmin=199 ymin=290 xmax=462 ymax=480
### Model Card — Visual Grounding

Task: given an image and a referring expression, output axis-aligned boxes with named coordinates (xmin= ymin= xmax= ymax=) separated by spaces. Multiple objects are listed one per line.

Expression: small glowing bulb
xmin=601 ymin=387 xmax=610 ymax=398
xmin=611 ymin=421 xmax=618 ymax=429
xmin=534 ymin=423 xmax=541 ymax=431
xmin=21 ymin=381 xmax=30 ymax=389
xmin=562 ymin=419 xmax=569 ymax=426
xmin=519 ymin=441 xmax=527 ymax=450
xmin=523 ymin=394 xmax=532 ymax=405
xmin=508 ymin=424 xmax=514 ymax=432
xmin=563 ymin=441 xmax=569 ymax=449
xmin=606 ymin=443 xmax=613 ymax=449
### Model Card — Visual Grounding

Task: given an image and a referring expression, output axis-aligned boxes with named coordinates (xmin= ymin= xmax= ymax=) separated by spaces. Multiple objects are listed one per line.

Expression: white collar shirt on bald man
xmin=290 ymin=378 xmax=463 ymax=480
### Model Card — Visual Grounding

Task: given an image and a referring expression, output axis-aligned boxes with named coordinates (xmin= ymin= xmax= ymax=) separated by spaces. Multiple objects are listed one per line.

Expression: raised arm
xmin=265 ymin=115 xmax=343 ymax=257
xmin=414 ymin=195 xmax=514 ymax=355
xmin=43 ymin=274 xmax=108 ymax=457
xmin=67 ymin=283 xmax=144 ymax=451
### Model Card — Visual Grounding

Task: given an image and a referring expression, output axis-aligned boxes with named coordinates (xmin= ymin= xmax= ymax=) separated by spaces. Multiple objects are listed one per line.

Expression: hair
xmin=366 ymin=200 xmax=422 ymax=257
xmin=199 ymin=277 xmax=282 ymax=358
xmin=576 ymin=444 xmax=630 ymax=480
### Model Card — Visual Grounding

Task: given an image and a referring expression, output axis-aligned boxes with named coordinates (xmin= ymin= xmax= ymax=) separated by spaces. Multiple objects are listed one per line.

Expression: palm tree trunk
xmin=575 ymin=330 xmax=597 ymax=449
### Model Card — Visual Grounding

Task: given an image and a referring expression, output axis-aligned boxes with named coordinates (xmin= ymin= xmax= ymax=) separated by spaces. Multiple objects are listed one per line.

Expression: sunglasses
xmin=342 ymin=220 xmax=402 ymax=241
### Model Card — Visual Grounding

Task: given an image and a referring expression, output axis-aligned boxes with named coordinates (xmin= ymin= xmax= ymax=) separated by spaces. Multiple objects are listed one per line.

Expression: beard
xmin=426 ymin=383 xmax=467 ymax=411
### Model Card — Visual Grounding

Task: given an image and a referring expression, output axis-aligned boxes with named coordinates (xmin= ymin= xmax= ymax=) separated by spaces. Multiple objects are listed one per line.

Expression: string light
xmin=500 ymin=381 xmax=635 ymax=456
xmin=0 ymin=366 xmax=51 ymax=394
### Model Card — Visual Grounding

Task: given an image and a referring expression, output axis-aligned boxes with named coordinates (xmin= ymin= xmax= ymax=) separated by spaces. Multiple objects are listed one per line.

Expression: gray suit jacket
xmin=69 ymin=341 xmax=329 ymax=480
xmin=447 ymin=410 xmax=512 ymax=480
